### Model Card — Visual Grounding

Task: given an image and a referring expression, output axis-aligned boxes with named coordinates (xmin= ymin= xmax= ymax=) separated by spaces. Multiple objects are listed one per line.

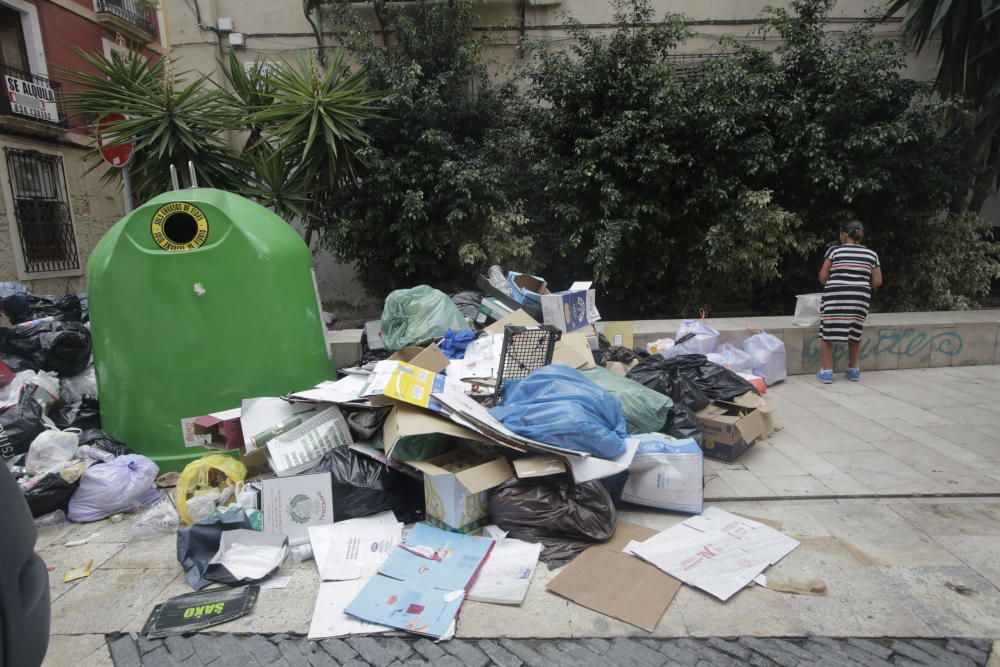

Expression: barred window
xmin=4 ymin=148 xmax=80 ymax=273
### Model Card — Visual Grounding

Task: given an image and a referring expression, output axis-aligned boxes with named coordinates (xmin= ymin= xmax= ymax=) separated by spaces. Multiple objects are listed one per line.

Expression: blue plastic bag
xmin=490 ymin=365 xmax=628 ymax=459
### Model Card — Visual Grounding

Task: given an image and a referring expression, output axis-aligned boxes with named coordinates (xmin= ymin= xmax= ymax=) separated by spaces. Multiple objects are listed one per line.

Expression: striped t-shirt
xmin=824 ymin=244 xmax=879 ymax=286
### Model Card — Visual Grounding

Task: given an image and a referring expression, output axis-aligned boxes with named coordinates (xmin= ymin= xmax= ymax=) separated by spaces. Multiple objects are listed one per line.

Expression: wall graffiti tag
xmin=803 ymin=327 xmax=964 ymax=365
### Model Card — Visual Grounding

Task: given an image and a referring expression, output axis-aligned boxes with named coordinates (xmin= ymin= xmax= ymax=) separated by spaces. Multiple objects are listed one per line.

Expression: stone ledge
xmin=326 ymin=310 xmax=1000 ymax=376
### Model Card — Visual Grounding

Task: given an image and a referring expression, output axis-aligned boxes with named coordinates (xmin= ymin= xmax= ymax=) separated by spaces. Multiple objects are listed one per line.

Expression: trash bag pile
xmin=18 ymin=272 xmax=790 ymax=643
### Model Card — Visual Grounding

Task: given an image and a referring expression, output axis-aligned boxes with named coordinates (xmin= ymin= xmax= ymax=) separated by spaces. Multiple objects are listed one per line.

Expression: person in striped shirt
xmin=816 ymin=220 xmax=883 ymax=383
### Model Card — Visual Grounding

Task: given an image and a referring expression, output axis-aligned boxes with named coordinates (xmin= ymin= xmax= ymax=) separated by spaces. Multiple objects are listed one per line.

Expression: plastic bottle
xmin=290 ymin=543 xmax=314 ymax=563
xmin=77 ymin=445 xmax=115 ymax=463
xmin=487 ymin=265 xmax=512 ymax=297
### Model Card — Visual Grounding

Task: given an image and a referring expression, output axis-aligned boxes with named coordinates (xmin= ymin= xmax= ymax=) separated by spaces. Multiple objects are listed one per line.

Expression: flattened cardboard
xmin=696 ymin=400 xmax=767 ymax=462
xmin=408 ymin=450 xmax=513 ymax=533
xmin=552 ymin=328 xmax=597 ymax=370
xmin=546 ymin=522 xmax=681 ymax=632
xmin=485 ymin=309 xmax=540 ymax=335
xmin=381 ymin=403 xmax=490 ymax=459
xmin=388 ymin=342 xmax=449 ymax=374
xmin=605 ymin=360 xmax=638 ymax=377
xmin=513 ymin=455 xmax=566 ymax=479
xmin=597 ymin=321 xmax=635 ymax=349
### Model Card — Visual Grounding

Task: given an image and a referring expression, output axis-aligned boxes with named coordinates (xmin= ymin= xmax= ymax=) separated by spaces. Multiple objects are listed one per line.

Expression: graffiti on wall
xmin=803 ymin=327 xmax=964 ymax=365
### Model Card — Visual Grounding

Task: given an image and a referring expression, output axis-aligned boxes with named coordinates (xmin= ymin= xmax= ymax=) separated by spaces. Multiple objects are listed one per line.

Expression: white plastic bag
xmin=793 ymin=294 xmax=822 ymax=327
xmin=25 ymin=428 xmax=80 ymax=475
xmin=68 ymin=454 xmax=160 ymax=522
xmin=664 ymin=319 xmax=720 ymax=358
xmin=131 ymin=495 xmax=180 ymax=541
xmin=714 ymin=343 xmax=754 ymax=374
xmin=743 ymin=332 xmax=787 ymax=386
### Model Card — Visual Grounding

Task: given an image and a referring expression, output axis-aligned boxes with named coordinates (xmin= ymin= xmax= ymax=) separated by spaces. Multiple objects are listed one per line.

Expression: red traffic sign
xmin=96 ymin=113 xmax=134 ymax=168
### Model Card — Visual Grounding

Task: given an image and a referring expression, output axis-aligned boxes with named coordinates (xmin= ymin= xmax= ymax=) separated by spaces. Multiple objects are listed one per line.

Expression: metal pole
xmin=170 ymin=164 xmax=180 ymax=191
xmin=121 ymin=165 xmax=134 ymax=213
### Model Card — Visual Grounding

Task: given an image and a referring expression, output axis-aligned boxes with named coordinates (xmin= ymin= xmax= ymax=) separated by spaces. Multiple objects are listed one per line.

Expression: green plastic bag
xmin=380 ymin=285 xmax=468 ymax=351
xmin=582 ymin=366 xmax=672 ymax=434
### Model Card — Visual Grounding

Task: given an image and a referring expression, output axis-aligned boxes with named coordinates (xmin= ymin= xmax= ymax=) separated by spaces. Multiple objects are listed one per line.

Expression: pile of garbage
xmin=19 ymin=272 xmax=803 ymax=641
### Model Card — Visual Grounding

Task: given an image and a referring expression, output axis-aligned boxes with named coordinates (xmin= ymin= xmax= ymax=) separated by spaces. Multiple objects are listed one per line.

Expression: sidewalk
xmin=38 ymin=366 xmax=1000 ymax=666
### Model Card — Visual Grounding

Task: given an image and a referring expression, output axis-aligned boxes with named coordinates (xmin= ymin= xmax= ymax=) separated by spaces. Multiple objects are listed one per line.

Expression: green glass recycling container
xmin=87 ymin=188 xmax=333 ymax=471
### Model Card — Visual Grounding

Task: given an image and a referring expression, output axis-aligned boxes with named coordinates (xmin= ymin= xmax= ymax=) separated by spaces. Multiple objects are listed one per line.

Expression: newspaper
xmin=308 ymin=511 xmax=403 ymax=582
xmin=290 ymin=374 xmax=370 ymax=404
xmin=265 ymin=405 xmax=352 ymax=476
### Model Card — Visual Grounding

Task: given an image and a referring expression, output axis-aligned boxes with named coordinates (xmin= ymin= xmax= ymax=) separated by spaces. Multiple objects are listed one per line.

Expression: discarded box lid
xmin=388 ymin=342 xmax=449 ymax=374
xmin=513 ymin=455 xmax=566 ymax=479
xmin=695 ymin=400 xmax=766 ymax=446
xmin=408 ymin=450 xmax=514 ymax=495
xmin=382 ymin=403 xmax=491 ymax=459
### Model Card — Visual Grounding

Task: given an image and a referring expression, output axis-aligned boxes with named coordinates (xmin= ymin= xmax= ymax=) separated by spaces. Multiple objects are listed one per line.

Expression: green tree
xmin=886 ymin=0 xmax=1000 ymax=213
xmin=324 ymin=0 xmax=539 ymax=296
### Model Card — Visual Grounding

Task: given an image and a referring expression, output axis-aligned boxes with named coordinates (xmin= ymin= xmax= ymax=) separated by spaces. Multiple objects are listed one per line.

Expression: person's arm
xmin=870 ymin=265 xmax=883 ymax=288
xmin=819 ymin=259 xmax=832 ymax=285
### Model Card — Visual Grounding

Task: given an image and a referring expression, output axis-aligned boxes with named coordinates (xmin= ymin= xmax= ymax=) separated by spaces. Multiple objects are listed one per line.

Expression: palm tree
xmin=886 ymin=0 xmax=1000 ymax=213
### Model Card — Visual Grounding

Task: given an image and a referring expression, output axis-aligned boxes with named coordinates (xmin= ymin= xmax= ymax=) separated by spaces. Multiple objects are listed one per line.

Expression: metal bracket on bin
xmin=494 ymin=324 xmax=561 ymax=404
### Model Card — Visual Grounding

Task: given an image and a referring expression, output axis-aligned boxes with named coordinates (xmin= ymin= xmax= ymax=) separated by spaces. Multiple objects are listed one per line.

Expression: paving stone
xmin=321 ymin=638 xmax=359 ymax=662
xmin=848 ymin=639 xmax=894 ymax=660
xmin=964 ymin=639 xmax=993 ymax=652
xmin=137 ymin=637 xmax=162 ymax=655
xmin=554 ymin=640 xmax=603 ymax=663
xmin=303 ymin=642 xmax=339 ymax=667
xmin=910 ymin=639 xmax=978 ymax=667
xmin=107 ymin=635 xmax=142 ymax=667
xmin=443 ymin=639 xmax=489 ymax=667
xmin=348 ymin=636 xmax=394 ymax=667
xmin=191 ymin=634 xmax=222 ymax=665
xmin=379 ymin=637 xmax=416 ymax=664
xmin=739 ymin=637 xmax=803 ymax=667
xmin=499 ymin=638 xmax=548 ymax=667
xmin=643 ymin=638 xmax=700 ymax=665
xmin=477 ymin=640 xmax=523 ymax=667
xmin=891 ymin=640 xmax=945 ymax=665
xmin=608 ymin=638 xmax=665 ymax=667
xmin=241 ymin=635 xmax=282 ymax=664
xmin=342 ymin=660 xmax=372 ymax=667
xmin=583 ymin=638 xmax=610 ymax=656
xmin=535 ymin=642 xmax=582 ymax=667
xmin=675 ymin=638 xmax=741 ymax=666
xmin=945 ymin=639 xmax=989 ymax=664
xmin=163 ymin=636 xmax=196 ymax=662
xmin=837 ymin=644 xmax=896 ymax=667
xmin=142 ymin=646 xmax=180 ymax=667
xmin=413 ymin=638 xmax=446 ymax=662
xmin=707 ymin=637 xmax=752 ymax=662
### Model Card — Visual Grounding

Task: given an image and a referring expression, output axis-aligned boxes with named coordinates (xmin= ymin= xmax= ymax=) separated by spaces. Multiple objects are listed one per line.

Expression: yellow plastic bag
xmin=174 ymin=454 xmax=247 ymax=525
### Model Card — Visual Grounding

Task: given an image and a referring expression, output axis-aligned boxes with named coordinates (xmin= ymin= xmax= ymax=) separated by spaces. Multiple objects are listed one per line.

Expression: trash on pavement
xmin=65 ymin=531 xmax=100 ymax=547
xmin=547 ymin=522 xmax=681 ymax=631
xmin=490 ymin=477 xmax=617 ymax=567
xmin=663 ymin=318 xmax=719 ymax=357
xmin=407 ymin=447 xmax=513 ymax=534
xmin=506 ymin=272 xmax=548 ymax=307
xmin=467 ymin=531 xmax=541 ymax=605
xmin=25 ymin=428 xmax=80 ymax=475
xmin=177 ymin=507 xmax=254 ymax=590
xmin=387 ymin=342 xmax=450 ymax=373
xmin=739 ymin=372 xmax=768 ymax=394
xmin=67 ymin=454 xmax=160 ymax=522
xmin=174 ymin=454 xmax=247 ymax=525
xmin=490 ymin=365 xmax=628 ymax=459
xmin=380 ymin=285 xmax=468 ymax=351
xmin=309 ymin=511 xmax=402 ymax=581
xmin=495 ymin=325 xmax=561 ymax=398
xmin=309 ymin=579 xmax=393 ymax=639
xmin=550 ymin=329 xmax=597 ymax=371
xmin=756 ymin=575 xmax=827 ymax=595
xmin=696 ymin=399 xmax=768 ymax=462
xmin=742 ymin=330 xmax=787 ymax=386
xmin=261 ymin=472 xmax=334 ymax=543
xmin=266 ymin=405 xmax=353 ymax=476
xmin=477 ymin=274 xmax=542 ymax=322
xmin=663 ymin=403 xmax=704 ymax=446
xmin=450 ymin=291 xmax=483 ymax=322
xmin=0 ymin=391 xmax=47 ymax=461
xmin=132 ymin=495 xmax=181 ymax=540
xmin=615 ymin=434 xmax=703 ymax=513
xmin=141 ymin=585 xmax=259 ymax=639
xmin=792 ymin=293 xmax=822 ymax=327
xmin=714 ymin=343 xmax=754 ymax=375
xmin=181 ymin=407 xmax=245 ymax=451
xmin=0 ymin=319 xmax=92 ymax=376
xmin=205 ymin=529 xmax=288 ymax=585
xmin=63 ymin=559 xmax=94 ymax=583
xmin=512 ymin=456 xmax=566 ymax=479
xmin=344 ymin=575 xmax=462 ymax=639
xmin=540 ymin=281 xmax=601 ymax=333
xmin=645 ymin=337 xmax=675 ymax=355
xmin=380 ymin=402 xmax=489 ymax=462
xmin=439 ymin=329 xmax=476 ymax=359
xmin=627 ymin=507 xmax=800 ymax=602
xmin=77 ymin=428 xmax=130 ymax=458
xmin=24 ymin=473 xmax=78 ymax=518
xmin=581 ymin=366 xmax=672 ymax=435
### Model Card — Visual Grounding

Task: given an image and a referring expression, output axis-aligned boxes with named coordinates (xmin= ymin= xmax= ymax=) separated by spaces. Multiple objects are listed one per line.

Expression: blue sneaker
xmin=846 ymin=367 xmax=861 ymax=381
xmin=816 ymin=369 xmax=833 ymax=384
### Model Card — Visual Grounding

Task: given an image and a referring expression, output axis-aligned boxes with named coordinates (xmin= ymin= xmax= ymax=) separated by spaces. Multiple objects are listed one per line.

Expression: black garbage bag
xmin=627 ymin=354 xmax=757 ymax=411
xmin=0 ymin=395 xmax=46 ymax=462
xmin=77 ymin=429 xmax=131 ymax=457
xmin=0 ymin=320 xmax=92 ymax=376
xmin=592 ymin=333 xmax=645 ymax=367
xmin=0 ymin=352 xmax=34 ymax=373
xmin=1 ymin=293 xmax=83 ymax=325
xmin=305 ymin=446 xmax=425 ymax=523
xmin=663 ymin=403 xmax=704 ymax=447
xmin=25 ymin=473 xmax=77 ymax=518
xmin=177 ymin=507 xmax=253 ymax=590
xmin=489 ymin=477 xmax=617 ymax=567
xmin=360 ymin=326 xmax=392 ymax=366
xmin=342 ymin=406 xmax=391 ymax=441
xmin=450 ymin=291 xmax=483 ymax=322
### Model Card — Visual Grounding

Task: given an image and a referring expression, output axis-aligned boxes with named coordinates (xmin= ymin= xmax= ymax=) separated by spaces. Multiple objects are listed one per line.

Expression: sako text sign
xmin=4 ymin=75 xmax=59 ymax=123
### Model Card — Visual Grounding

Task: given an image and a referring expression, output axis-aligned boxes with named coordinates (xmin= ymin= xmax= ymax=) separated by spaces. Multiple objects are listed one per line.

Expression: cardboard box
xmin=731 ymin=392 xmax=777 ymax=438
xmin=476 ymin=274 xmax=543 ymax=321
xmin=540 ymin=287 xmax=600 ymax=333
xmin=512 ymin=455 xmax=566 ymax=479
xmin=695 ymin=400 xmax=767 ymax=462
xmin=552 ymin=327 xmax=597 ymax=370
xmin=261 ymin=472 xmax=334 ymax=543
xmin=407 ymin=448 xmax=513 ymax=533
xmin=181 ymin=407 xmax=243 ymax=450
xmin=388 ymin=342 xmax=449 ymax=374
xmin=381 ymin=403 xmax=491 ymax=460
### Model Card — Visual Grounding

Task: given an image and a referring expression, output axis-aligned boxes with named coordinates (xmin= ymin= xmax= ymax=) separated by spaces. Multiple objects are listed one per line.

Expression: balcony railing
xmin=0 ymin=65 xmax=68 ymax=129
xmin=95 ymin=0 xmax=157 ymax=41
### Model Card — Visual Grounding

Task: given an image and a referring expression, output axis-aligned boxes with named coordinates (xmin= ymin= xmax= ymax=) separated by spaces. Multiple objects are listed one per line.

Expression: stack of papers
xmin=467 ymin=535 xmax=541 ymax=605
xmin=290 ymin=374 xmax=371 ymax=404
xmin=344 ymin=523 xmax=495 ymax=638
xmin=627 ymin=507 xmax=799 ymax=601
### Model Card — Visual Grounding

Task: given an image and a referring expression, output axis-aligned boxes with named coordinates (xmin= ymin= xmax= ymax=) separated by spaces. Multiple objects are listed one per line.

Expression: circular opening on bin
xmin=161 ymin=212 xmax=200 ymax=246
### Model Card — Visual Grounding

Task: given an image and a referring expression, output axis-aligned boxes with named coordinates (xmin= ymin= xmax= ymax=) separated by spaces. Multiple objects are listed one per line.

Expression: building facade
xmin=0 ymin=0 xmax=164 ymax=293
